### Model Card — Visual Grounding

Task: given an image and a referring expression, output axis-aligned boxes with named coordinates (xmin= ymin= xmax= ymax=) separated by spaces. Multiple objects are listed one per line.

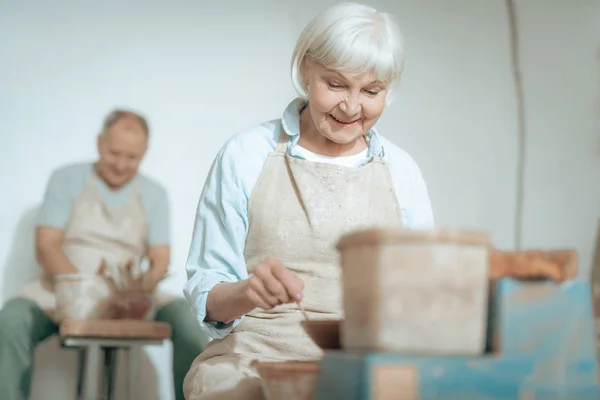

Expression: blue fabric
xmin=184 ymin=98 xmax=435 ymax=340
xmin=36 ymin=162 xmax=170 ymax=246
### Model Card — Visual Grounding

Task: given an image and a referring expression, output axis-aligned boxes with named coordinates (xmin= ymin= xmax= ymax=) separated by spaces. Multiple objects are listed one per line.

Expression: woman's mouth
xmin=329 ymin=114 xmax=360 ymax=127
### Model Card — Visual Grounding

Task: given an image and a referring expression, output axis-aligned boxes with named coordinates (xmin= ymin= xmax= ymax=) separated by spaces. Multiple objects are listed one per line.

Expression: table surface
xmin=59 ymin=319 xmax=171 ymax=341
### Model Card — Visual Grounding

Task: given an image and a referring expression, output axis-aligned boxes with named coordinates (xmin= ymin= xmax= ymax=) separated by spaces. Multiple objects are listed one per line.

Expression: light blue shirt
xmin=36 ymin=162 xmax=170 ymax=247
xmin=184 ymin=98 xmax=434 ymax=340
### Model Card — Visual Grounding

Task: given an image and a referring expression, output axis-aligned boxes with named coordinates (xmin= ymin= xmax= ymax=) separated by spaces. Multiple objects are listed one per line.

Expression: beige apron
xmin=20 ymin=170 xmax=171 ymax=321
xmin=183 ymin=132 xmax=404 ymax=400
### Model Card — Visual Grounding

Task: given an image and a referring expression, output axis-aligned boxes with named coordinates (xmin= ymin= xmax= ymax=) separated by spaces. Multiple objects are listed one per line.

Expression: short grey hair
xmin=291 ymin=2 xmax=405 ymax=100
xmin=100 ymin=109 xmax=149 ymax=137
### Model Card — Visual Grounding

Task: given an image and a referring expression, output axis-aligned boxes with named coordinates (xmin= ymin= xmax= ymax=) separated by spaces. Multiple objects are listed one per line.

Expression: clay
xmin=54 ymin=274 xmax=114 ymax=322
xmin=59 ymin=319 xmax=171 ymax=340
xmin=337 ymin=227 xmax=491 ymax=355
xmin=111 ymin=291 xmax=152 ymax=320
xmin=489 ymin=249 xmax=578 ymax=282
xmin=254 ymin=361 xmax=319 ymax=400
xmin=98 ymin=259 xmax=155 ymax=320
xmin=300 ymin=320 xmax=341 ymax=349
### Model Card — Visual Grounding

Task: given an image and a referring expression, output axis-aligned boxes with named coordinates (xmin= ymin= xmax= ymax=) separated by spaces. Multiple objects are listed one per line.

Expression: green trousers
xmin=0 ymin=297 xmax=208 ymax=400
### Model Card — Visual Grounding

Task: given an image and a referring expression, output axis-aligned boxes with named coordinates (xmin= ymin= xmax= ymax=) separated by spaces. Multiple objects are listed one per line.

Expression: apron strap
xmin=275 ymin=130 xmax=289 ymax=154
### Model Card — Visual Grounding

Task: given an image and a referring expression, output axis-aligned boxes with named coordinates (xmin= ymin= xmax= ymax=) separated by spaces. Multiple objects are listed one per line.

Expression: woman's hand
xmin=246 ymin=258 xmax=304 ymax=310
xmin=205 ymin=258 xmax=305 ymax=324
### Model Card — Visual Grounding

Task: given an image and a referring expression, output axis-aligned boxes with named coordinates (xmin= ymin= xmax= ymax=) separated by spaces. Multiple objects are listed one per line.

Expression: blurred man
xmin=0 ymin=110 xmax=206 ymax=400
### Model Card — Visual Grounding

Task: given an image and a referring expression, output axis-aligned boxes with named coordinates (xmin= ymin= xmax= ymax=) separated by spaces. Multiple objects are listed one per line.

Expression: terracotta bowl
xmin=254 ymin=361 xmax=319 ymax=400
xmin=300 ymin=319 xmax=341 ymax=350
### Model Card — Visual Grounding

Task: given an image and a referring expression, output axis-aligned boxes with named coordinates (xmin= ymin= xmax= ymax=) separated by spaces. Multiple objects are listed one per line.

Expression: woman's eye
xmin=328 ymin=83 xmax=344 ymax=89
xmin=365 ymin=90 xmax=379 ymax=96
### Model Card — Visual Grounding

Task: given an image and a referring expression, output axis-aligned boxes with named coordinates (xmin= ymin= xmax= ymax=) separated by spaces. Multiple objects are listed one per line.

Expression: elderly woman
xmin=182 ymin=2 xmax=434 ymax=399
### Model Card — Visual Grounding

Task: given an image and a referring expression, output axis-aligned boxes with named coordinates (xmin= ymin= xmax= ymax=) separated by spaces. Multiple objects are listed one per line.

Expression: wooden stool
xmin=59 ymin=319 xmax=171 ymax=400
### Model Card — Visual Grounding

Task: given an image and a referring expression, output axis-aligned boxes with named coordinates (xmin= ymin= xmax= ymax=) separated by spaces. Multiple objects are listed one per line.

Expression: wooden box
xmin=336 ymin=228 xmax=491 ymax=355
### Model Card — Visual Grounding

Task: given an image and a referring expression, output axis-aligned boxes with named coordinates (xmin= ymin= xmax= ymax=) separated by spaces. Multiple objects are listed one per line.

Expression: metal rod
xmin=506 ymin=0 xmax=527 ymax=251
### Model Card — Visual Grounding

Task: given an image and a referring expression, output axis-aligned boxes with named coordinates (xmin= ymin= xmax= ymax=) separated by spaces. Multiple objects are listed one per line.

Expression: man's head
xmin=96 ymin=109 xmax=149 ymax=189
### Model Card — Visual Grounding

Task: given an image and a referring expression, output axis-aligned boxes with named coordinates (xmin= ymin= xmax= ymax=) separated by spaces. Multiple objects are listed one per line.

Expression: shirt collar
xmin=280 ymin=97 xmax=385 ymax=163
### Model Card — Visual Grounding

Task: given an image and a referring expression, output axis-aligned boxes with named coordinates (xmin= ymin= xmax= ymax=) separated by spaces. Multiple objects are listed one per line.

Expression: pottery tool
xmin=298 ymin=301 xmax=310 ymax=321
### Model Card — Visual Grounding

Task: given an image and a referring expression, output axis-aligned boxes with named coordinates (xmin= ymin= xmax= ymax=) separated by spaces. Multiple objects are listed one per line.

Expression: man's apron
xmin=20 ymin=170 xmax=172 ymax=322
xmin=183 ymin=132 xmax=404 ymax=400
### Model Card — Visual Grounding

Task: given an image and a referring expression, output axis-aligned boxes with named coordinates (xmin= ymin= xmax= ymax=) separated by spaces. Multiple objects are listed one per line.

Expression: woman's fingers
xmin=246 ymin=280 xmax=275 ymax=310
xmin=269 ymin=259 xmax=304 ymax=302
xmin=247 ymin=275 xmax=280 ymax=309
xmin=246 ymin=258 xmax=306 ymax=310
xmin=254 ymin=260 xmax=291 ymax=303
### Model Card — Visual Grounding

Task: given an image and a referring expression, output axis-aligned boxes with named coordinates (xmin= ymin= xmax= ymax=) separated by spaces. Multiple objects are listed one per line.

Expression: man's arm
xmin=139 ymin=180 xmax=172 ymax=291
xmin=35 ymin=167 xmax=79 ymax=276
xmin=35 ymin=226 xmax=78 ymax=275
xmin=141 ymin=245 xmax=170 ymax=292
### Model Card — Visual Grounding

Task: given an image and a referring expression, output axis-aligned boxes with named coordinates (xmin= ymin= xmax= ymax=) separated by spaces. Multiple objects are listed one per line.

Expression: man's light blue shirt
xmin=184 ymin=98 xmax=435 ymax=341
xmin=36 ymin=162 xmax=170 ymax=247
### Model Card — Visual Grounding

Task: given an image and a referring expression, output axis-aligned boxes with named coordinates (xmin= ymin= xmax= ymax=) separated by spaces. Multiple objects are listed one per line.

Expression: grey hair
xmin=100 ymin=109 xmax=149 ymax=137
xmin=291 ymin=2 xmax=405 ymax=102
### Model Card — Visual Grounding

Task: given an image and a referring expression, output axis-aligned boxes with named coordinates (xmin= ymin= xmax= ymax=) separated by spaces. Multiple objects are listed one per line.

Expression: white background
xmin=1 ymin=0 xmax=599 ymax=399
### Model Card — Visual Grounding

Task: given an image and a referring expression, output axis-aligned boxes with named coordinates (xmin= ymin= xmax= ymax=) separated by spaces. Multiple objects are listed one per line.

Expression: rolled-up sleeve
xmin=407 ymin=163 xmax=435 ymax=230
xmin=183 ymin=145 xmax=250 ymax=340
xmin=382 ymin=136 xmax=435 ymax=230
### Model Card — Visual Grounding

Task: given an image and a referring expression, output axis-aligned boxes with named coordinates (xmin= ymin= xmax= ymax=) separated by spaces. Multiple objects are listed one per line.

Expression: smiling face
xmin=96 ymin=116 xmax=148 ymax=189
xmin=301 ymin=59 xmax=389 ymax=153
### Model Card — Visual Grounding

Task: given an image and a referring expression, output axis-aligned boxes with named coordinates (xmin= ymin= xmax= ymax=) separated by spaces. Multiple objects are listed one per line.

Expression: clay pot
xmin=111 ymin=291 xmax=153 ymax=320
xmin=336 ymin=228 xmax=491 ymax=355
xmin=300 ymin=319 xmax=341 ymax=349
xmin=254 ymin=361 xmax=319 ymax=400
xmin=54 ymin=273 xmax=114 ymax=322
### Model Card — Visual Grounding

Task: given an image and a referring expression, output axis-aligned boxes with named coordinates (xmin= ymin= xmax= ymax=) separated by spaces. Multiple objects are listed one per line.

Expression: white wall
xmin=0 ymin=0 xmax=598 ymax=399
xmin=517 ymin=0 xmax=600 ymax=261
